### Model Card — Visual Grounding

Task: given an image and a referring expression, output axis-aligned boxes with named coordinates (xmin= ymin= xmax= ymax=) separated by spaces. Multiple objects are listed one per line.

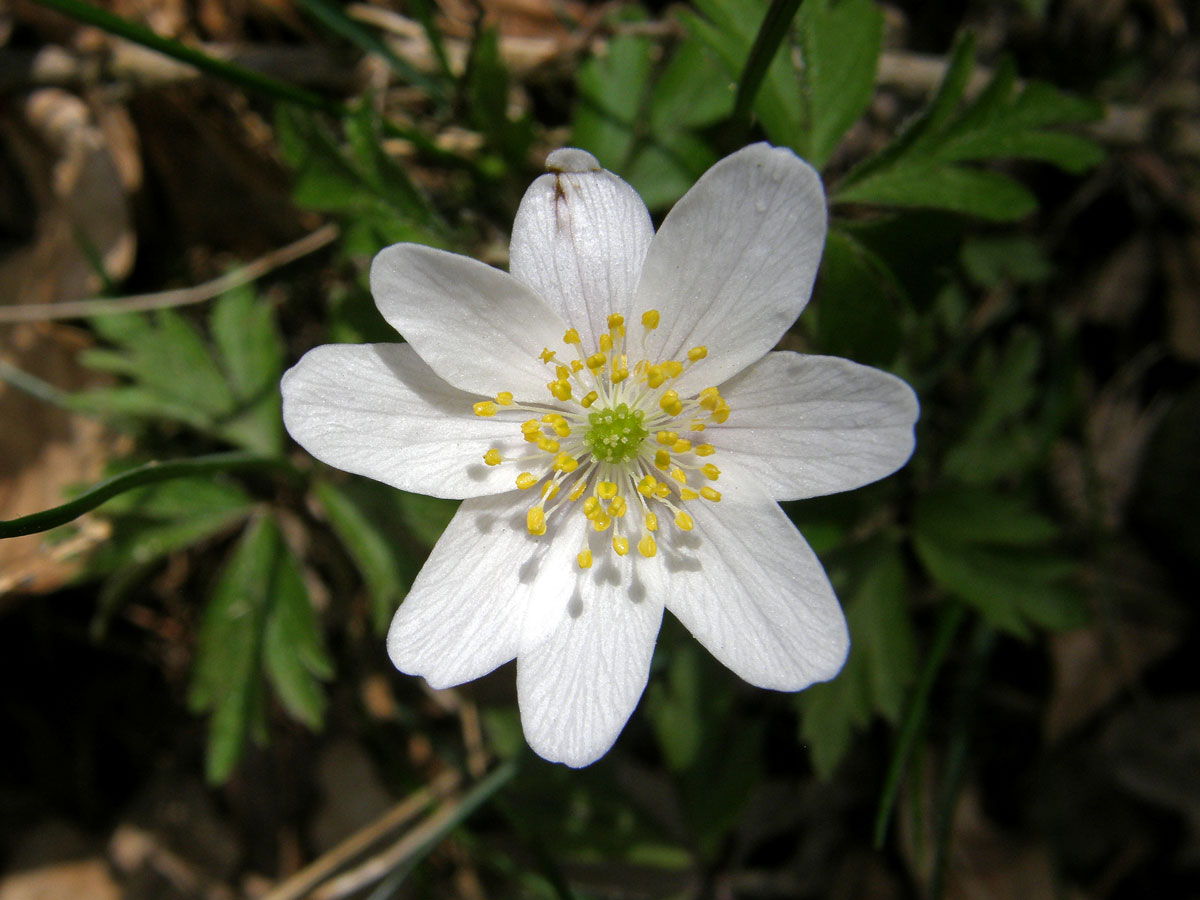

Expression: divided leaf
xmin=835 ymin=32 xmax=1103 ymax=219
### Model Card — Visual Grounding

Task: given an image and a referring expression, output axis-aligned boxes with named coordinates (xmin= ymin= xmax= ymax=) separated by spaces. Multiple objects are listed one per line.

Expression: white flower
xmin=281 ymin=144 xmax=919 ymax=767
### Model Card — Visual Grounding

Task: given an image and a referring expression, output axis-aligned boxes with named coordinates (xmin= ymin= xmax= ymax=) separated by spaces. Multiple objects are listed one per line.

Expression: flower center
xmin=473 ymin=310 xmax=730 ymax=567
xmin=584 ymin=404 xmax=647 ymax=464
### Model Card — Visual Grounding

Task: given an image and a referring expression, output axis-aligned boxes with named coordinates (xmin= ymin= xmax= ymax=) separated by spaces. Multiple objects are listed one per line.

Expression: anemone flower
xmin=281 ymin=144 xmax=919 ymax=767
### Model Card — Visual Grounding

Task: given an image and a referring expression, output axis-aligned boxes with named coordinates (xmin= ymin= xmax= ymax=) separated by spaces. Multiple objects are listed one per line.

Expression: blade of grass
xmin=291 ymin=0 xmax=446 ymax=105
xmin=732 ymin=0 xmax=803 ymax=126
xmin=0 ymin=452 xmax=289 ymax=539
xmin=34 ymin=0 xmax=341 ymax=114
xmin=873 ymin=602 xmax=967 ymax=848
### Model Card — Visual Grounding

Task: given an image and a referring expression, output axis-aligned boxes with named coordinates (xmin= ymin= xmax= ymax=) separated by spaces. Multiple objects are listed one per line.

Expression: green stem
xmin=0 ymin=452 xmax=288 ymax=539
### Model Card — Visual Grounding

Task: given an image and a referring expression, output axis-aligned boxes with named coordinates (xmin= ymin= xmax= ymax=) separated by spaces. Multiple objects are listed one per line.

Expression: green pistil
xmin=584 ymin=403 xmax=648 ymax=464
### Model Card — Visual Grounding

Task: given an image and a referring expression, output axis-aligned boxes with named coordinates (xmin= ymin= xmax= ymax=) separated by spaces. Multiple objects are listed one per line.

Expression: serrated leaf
xmin=799 ymin=0 xmax=883 ymax=168
xmin=211 ymin=285 xmax=285 ymax=455
xmin=314 ymin=479 xmax=409 ymax=633
xmin=573 ymin=28 xmax=653 ymax=171
xmin=837 ymin=164 xmax=1038 ymax=220
xmin=263 ymin=537 xmax=332 ymax=728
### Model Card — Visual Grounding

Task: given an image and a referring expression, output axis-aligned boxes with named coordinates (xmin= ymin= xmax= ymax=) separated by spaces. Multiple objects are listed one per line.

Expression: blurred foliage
xmin=0 ymin=0 xmax=1129 ymax=893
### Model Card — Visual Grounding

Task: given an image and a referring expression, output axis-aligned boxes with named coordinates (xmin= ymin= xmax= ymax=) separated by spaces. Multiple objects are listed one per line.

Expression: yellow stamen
xmin=599 ymin=333 xmax=613 ymax=353
xmin=608 ymin=496 xmax=627 ymax=517
xmin=577 ymin=548 xmax=593 ymax=569
xmin=527 ymin=506 xmax=546 ymax=535
xmin=552 ymin=453 xmax=578 ymax=472
xmin=701 ymin=463 xmax=721 ymax=480
xmin=495 ymin=391 xmax=514 ymax=406
xmin=549 ymin=380 xmax=572 ymax=401
xmin=644 ymin=512 xmax=658 ymax=532
xmin=663 ymin=360 xmax=683 ymax=378
xmin=669 ymin=467 xmax=687 ymax=484
xmin=672 ymin=439 xmax=692 ymax=453
xmin=642 ymin=310 xmax=660 ymax=330
xmin=680 ymin=488 xmax=699 ymax=500
xmin=654 ymin=449 xmax=671 ymax=470
xmin=592 ymin=514 xmax=612 ymax=532
xmin=563 ymin=328 xmax=581 ymax=344
xmin=473 ymin=400 xmax=497 ymax=417
xmin=516 ymin=472 xmax=538 ymax=490
xmin=701 ymin=486 xmax=722 ymax=502
xmin=656 ymin=430 xmax=678 ymax=445
xmin=483 ymin=449 xmax=502 ymax=466
xmin=540 ymin=348 xmax=556 ymax=363
xmin=612 ymin=536 xmax=629 ymax=556
xmin=660 ymin=390 xmax=683 ymax=416
xmin=581 ymin=391 xmax=598 ymax=408
xmin=687 ymin=346 xmax=708 ymax=362
xmin=675 ymin=511 xmax=694 ymax=531
xmin=694 ymin=443 xmax=715 ymax=456
xmin=638 ymin=534 xmax=657 ymax=557
xmin=536 ymin=436 xmax=560 ymax=453
xmin=597 ymin=481 xmax=618 ymax=500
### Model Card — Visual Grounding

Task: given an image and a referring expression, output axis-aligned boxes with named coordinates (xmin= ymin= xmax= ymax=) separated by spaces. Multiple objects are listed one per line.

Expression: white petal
xmin=388 ymin=492 xmax=582 ymax=688
xmin=712 ymin=351 xmax=919 ymax=500
xmin=371 ymin=244 xmax=566 ymax=398
xmin=509 ymin=154 xmax=654 ymax=350
xmin=517 ymin=554 xmax=666 ymax=767
xmin=635 ymin=144 xmax=827 ymax=396
xmin=281 ymin=343 xmax=530 ymax=499
xmin=661 ymin=479 xmax=849 ymax=691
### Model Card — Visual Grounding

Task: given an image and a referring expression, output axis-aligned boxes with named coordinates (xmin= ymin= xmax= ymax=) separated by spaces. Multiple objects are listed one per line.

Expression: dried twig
xmin=260 ymin=768 xmax=462 ymax=900
xmin=0 ymin=224 xmax=339 ymax=324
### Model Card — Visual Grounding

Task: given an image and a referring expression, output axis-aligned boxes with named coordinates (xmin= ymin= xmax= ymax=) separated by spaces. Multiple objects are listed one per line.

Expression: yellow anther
xmin=670 ymin=467 xmax=687 ymax=484
xmin=568 ymin=479 xmax=588 ymax=500
xmin=581 ymin=391 xmax=598 ymax=408
xmin=694 ymin=443 xmax=715 ymax=456
xmin=577 ymin=548 xmax=593 ymax=569
xmin=521 ymin=419 xmax=540 ymax=435
xmin=571 ymin=359 xmax=584 ymax=373
xmin=586 ymin=352 xmax=607 ymax=370
xmin=592 ymin=514 xmax=612 ymax=532
xmin=541 ymin=482 xmax=560 ymax=500
xmin=701 ymin=486 xmax=722 ymax=502
xmin=638 ymin=534 xmax=657 ymax=557
xmin=612 ymin=536 xmax=629 ymax=556
xmin=675 ymin=511 xmax=694 ymax=531
xmin=653 ymin=482 xmax=671 ymax=500
xmin=656 ymin=431 xmax=678 ymax=445
xmin=599 ymin=333 xmax=613 ymax=353
xmin=607 ymin=313 xmax=625 ymax=332
xmin=537 ymin=436 xmax=560 ymax=453
xmin=555 ymin=365 xmax=571 ymax=381
xmin=516 ymin=472 xmax=538 ymax=490
xmin=495 ymin=391 xmax=514 ymax=406
xmin=483 ymin=449 xmax=502 ymax=466
xmin=663 ymin=360 xmax=683 ymax=378
xmin=551 ymin=418 xmax=571 ymax=437
xmin=644 ymin=512 xmax=659 ymax=532
xmin=608 ymin=496 xmax=627 ymax=517
xmin=698 ymin=387 xmax=721 ymax=410
xmin=596 ymin=481 xmax=618 ymax=500
xmin=654 ymin=449 xmax=671 ymax=470
xmin=527 ymin=506 xmax=547 ymax=535
xmin=552 ymin=453 xmax=578 ymax=472
xmin=690 ymin=422 xmax=706 ymax=432
xmin=473 ymin=400 xmax=497 ymax=417
xmin=582 ymin=497 xmax=601 ymax=517
xmin=523 ymin=430 xmax=540 ymax=444
xmin=642 ymin=310 xmax=660 ymax=330
xmin=712 ymin=403 xmax=731 ymax=424
xmin=680 ymin=488 xmax=700 ymax=500
xmin=687 ymin=346 xmax=708 ymax=362
xmin=637 ymin=475 xmax=657 ymax=496
xmin=645 ymin=365 xmax=666 ymax=388
xmin=563 ymin=328 xmax=581 ymax=344
xmin=611 ymin=367 xmax=629 ymax=383
xmin=660 ymin=390 xmax=683 ymax=416
xmin=549 ymin=380 xmax=572 ymax=401
xmin=672 ymin=439 xmax=692 ymax=453
xmin=540 ymin=348 xmax=556 ymax=363
xmin=701 ymin=463 xmax=721 ymax=480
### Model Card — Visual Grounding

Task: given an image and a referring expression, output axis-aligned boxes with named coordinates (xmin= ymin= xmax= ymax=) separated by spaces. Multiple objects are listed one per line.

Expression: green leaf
xmin=191 ymin=515 xmax=333 ymax=782
xmin=314 ymin=479 xmax=410 ymax=633
xmin=835 ymin=30 xmax=1102 ymax=219
xmin=681 ymin=0 xmax=805 ymax=149
xmin=573 ymin=27 xmax=653 ymax=172
xmin=190 ymin=517 xmax=277 ymax=782
xmin=913 ymin=490 xmax=1085 ymax=637
xmin=466 ymin=28 xmax=533 ymax=167
xmin=211 ymin=285 xmax=285 ymax=456
xmin=800 ymin=545 xmax=915 ymax=777
xmin=397 ymin=492 xmax=460 ymax=547
xmin=798 ymin=0 xmax=884 ymax=168
xmin=263 ymin=535 xmax=333 ymax=728
xmin=732 ymin=0 xmax=802 ymax=127
xmin=813 ymin=229 xmax=902 ymax=365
